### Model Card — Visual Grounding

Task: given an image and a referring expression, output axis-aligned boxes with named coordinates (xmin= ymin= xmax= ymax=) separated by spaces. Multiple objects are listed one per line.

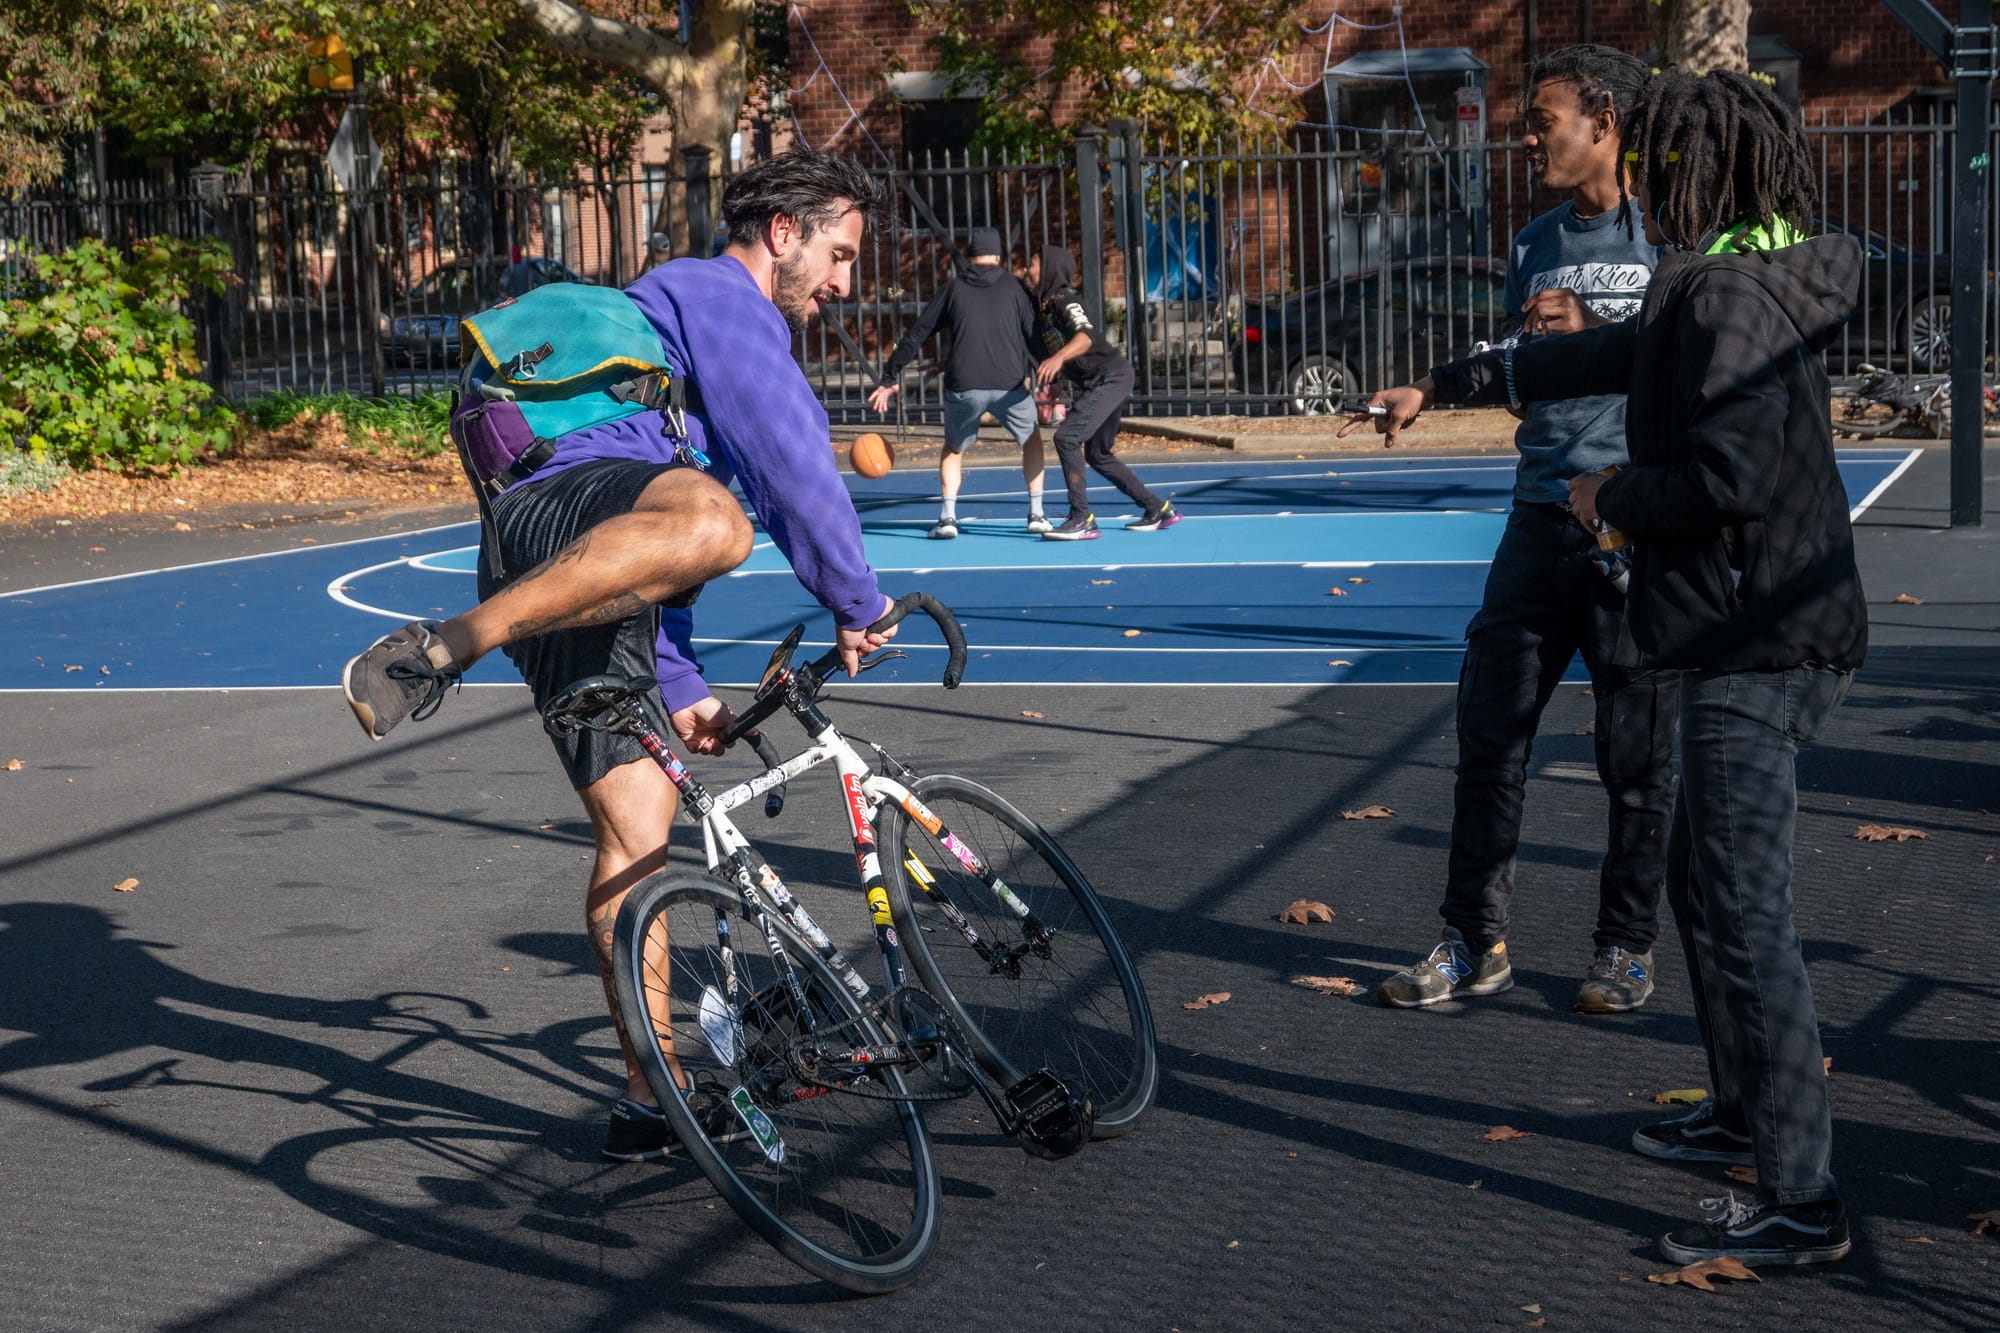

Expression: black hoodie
xmin=1430 ymin=233 xmax=1868 ymax=672
xmin=878 ymin=260 xmax=1040 ymax=393
xmin=1034 ymin=245 xmax=1127 ymax=387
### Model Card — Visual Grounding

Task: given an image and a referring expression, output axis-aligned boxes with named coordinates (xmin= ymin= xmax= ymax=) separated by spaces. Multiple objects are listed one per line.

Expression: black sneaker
xmin=1661 ymin=1195 xmax=1852 ymax=1266
xmin=601 ymin=1082 xmax=753 ymax=1163
xmin=1127 ymin=501 xmax=1182 ymax=532
xmin=341 ymin=619 xmax=461 ymax=741
xmin=1042 ymin=511 xmax=1100 ymax=541
xmin=1632 ymin=1098 xmax=1755 ymax=1165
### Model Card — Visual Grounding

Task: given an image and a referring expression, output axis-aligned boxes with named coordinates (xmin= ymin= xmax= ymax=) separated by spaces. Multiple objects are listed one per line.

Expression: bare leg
xmin=442 ymin=469 xmax=752 ymax=669
xmin=1022 ymin=429 xmax=1046 ymax=510
xmin=938 ymin=448 xmax=964 ymax=508
xmin=579 ymin=756 xmax=680 ymax=1103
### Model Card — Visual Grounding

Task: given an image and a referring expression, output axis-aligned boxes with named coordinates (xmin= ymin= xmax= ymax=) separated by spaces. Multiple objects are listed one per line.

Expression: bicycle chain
xmin=782 ymin=985 xmax=976 ymax=1103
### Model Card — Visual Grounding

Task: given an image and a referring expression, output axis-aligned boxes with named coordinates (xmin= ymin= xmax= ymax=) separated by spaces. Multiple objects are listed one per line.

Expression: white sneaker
xmin=929 ymin=518 xmax=959 ymax=540
xmin=1025 ymin=512 xmax=1053 ymax=534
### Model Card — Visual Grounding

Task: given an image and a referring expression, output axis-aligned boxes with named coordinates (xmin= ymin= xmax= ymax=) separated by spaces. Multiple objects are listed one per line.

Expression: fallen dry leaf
xmin=1969 ymin=1210 xmax=2000 ymax=1236
xmin=1277 ymin=898 xmax=1335 ymax=924
xmin=1122 ymin=629 xmax=1141 ymax=638
xmin=1090 ymin=578 xmax=1114 ymax=585
xmin=1520 ymin=1305 xmax=1542 ymax=1315
xmin=1328 ymin=659 xmax=1353 ymax=666
xmin=1647 ymin=1256 xmax=1761 ymax=1291
xmin=1326 ymin=587 xmax=1347 ymax=596
xmin=1341 ymin=805 xmax=1395 ymax=820
xmin=1824 ymin=1056 xmax=1833 ymax=1077
xmin=1347 ymin=577 xmax=1367 ymax=584
xmin=64 ymin=664 xmax=82 ymax=672
xmin=1902 ymin=1235 xmax=1934 ymax=1244
xmin=1893 ymin=593 xmax=1924 ymax=605
xmin=1483 ymin=1125 xmax=1532 ymax=1142
xmin=1020 ymin=710 xmax=1045 ymax=719
xmin=1291 ymin=975 xmax=1360 ymax=996
xmin=1182 ymin=991 xmax=1232 ymax=1011
xmin=1854 ymin=824 xmax=1926 ymax=842
xmin=113 ymin=878 xmax=139 ymax=893
xmin=1528 ymin=1321 xmax=1545 ymax=1329
xmin=1654 ymin=1088 xmax=1708 ymax=1105
xmin=172 ymin=521 xmax=192 ymax=531
xmin=3 ymin=759 xmax=21 ymax=771
xmin=1726 ymin=1165 xmax=1759 ymax=1184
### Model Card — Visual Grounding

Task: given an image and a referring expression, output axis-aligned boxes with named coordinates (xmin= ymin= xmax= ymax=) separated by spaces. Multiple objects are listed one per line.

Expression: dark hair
xmin=1523 ymin=43 xmax=1652 ymax=127
xmin=1626 ymin=70 xmax=1819 ymax=248
xmin=721 ymin=147 xmax=888 ymax=246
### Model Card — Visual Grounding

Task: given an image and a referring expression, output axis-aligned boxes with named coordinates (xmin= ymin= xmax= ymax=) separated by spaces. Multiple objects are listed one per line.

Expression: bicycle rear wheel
xmin=879 ymin=775 xmax=1158 ymax=1137
xmin=1830 ymin=391 xmax=1903 ymax=438
xmin=612 ymin=872 xmax=939 ymax=1293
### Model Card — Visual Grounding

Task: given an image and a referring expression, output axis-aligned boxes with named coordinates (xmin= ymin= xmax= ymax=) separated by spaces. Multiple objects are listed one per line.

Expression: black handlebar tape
xmin=808 ymin=592 xmax=969 ymax=688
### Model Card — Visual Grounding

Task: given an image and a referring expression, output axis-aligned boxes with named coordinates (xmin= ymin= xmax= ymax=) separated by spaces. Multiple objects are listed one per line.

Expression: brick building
xmin=786 ymin=1 xmax=1945 ymax=160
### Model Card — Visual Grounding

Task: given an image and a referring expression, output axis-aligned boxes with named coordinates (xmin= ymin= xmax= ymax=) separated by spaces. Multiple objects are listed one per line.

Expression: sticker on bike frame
xmin=898 ymin=795 xmax=945 ymax=836
xmin=867 ymin=884 xmax=894 ymax=927
xmin=901 ymin=853 xmax=936 ymax=888
xmin=729 ymin=1086 xmax=786 ymax=1165
xmin=841 ymin=773 xmax=876 ymax=847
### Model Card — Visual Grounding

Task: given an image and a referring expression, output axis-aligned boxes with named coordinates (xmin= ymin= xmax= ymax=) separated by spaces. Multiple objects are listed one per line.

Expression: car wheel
xmin=1904 ymin=295 xmax=1950 ymax=371
xmin=1288 ymin=355 xmax=1356 ymax=416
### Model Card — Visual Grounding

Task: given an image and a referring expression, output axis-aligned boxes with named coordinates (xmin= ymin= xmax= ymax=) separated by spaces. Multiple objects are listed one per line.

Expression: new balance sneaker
xmin=601 ymin=1082 xmax=753 ymax=1163
xmin=341 ymin=619 xmax=461 ymax=741
xmin=1660 ymin=1194 xmax=1852 ymax=1267
xmin=1376 ymin=926 xmax=1514 ymax=1008
xmin=1128 ymin=501 xmax=1182 ymax=532
xmin=928 ymin=517 xmax=960 ymax=540
xmin=1026 ymin=512 xmax=1054 ymax=535
xmin=1632 ymin=1098 xmax=1755 ymax=1165
xmin=1042 ymin=511 xmax=1100 ymax=541
xmin=1575 ymin=945 xmax=1656 ymax=1013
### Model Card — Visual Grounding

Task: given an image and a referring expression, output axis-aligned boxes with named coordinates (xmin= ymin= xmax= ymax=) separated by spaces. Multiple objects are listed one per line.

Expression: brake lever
xmin=852 ymin=649 xmax=909 ymax=677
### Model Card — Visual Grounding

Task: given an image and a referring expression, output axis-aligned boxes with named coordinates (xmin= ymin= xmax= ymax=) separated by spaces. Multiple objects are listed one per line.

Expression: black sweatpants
xmin=1442 ymin=502 xmax=1679 ymax=955
xmin=1053 ymin=365 xmax=1159 ymax=516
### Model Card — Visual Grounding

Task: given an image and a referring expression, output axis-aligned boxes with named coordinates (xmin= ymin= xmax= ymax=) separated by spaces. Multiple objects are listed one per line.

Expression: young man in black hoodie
xmin=869 ymin=226 xmax=1050 ymax=537
xmin=1349 ymin=71 xmax=1865 ymax=1268
xmin=1029 ymin=244 xmax=1178 ymax=540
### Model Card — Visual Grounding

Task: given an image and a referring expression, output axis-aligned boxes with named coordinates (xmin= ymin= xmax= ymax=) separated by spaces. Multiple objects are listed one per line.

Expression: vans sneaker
xmin=1660 ymin=1195 xmax=1852 ymax=1267
xmin=601 ymin=1082 xmax=753 ymax=1162
xmin=1632 ymin=1098 xmax=1755 ymax=1165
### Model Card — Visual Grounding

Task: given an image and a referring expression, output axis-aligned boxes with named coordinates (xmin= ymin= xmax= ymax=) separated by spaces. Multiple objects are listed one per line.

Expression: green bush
xmin=0 ymin=236 xmax=236 ymax=471
xmin=239 ymin=390 xmax=453 ymax=457
xmin=0 ymin=448 xmax=72 ymax=498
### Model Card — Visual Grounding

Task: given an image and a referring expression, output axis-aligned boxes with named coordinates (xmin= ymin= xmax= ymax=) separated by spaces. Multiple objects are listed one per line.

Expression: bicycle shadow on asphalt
xmin=0 ymin=901 xmax=972 ymax=1319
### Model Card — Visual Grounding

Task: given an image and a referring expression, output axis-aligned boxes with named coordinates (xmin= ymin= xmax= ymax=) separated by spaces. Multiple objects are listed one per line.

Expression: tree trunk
xmin=509 ymin=0 xmax=754 ymax=253
xmin=1649 ymin=0 xmax=1752 ymax=75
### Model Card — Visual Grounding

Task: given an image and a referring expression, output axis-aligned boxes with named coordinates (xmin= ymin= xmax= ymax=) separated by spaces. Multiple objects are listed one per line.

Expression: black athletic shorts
xmin=481 ymin=458 xmax=682 ymax=791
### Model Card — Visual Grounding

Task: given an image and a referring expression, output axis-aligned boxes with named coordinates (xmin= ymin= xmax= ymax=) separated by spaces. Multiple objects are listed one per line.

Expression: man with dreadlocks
xmin=1373 ymin=45 xmax=1677 ymax=1017
xmin=1349 ymin=69 xmax=1865 ymax=1268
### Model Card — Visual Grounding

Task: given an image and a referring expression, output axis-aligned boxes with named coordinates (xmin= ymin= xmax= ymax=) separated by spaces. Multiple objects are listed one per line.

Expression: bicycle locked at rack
xmin=542 ymin=591 xmax=1158 ymax=1293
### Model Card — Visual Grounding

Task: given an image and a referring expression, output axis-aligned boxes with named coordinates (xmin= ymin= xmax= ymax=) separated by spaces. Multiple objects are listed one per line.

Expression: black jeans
xmin=1054 ymin=365 xmax=1159 ymax=516
xmin=1671 ymin=665 xmax=1850 ymax=1206
xmin=1443 ymin=503 xmax=1678 ymax=955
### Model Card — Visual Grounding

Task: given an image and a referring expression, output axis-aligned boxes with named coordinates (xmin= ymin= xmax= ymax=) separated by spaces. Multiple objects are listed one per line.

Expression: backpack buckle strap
xmin=501 ymin=342 xmax=554 ymax=381
xmin=607 ymin=370 xmax=688 ymax=439
xmin=481 ymin=436 xmax=559 ymax=498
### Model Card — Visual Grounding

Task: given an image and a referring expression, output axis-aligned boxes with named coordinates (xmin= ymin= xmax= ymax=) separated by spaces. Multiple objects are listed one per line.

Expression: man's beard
xmin=773 ymin=251 xmax=816 ymax=335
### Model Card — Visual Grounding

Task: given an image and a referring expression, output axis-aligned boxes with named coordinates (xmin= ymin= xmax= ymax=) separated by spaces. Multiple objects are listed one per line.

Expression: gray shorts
xmin=943 ymin=386 xmax=1037 ymax=452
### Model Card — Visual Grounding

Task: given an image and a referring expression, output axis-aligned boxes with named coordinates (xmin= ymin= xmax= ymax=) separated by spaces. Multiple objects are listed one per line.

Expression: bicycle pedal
xmin=1005 ymin=1069 xmax=1093 ymax=1160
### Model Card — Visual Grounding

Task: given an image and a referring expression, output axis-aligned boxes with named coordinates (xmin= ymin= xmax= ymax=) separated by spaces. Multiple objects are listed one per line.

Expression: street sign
xmin=1455 ymin=85 xmax=1486 ymax=146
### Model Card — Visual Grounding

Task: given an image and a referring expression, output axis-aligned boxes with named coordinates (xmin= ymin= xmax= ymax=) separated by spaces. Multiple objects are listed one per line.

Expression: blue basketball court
xmin=0 ymin=451 xmax=1919 ymax=693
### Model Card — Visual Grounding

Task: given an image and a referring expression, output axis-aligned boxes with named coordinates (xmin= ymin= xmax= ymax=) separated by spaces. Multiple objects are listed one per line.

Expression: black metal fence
xmin=0 ymin=108 xmax=1979 ymax=421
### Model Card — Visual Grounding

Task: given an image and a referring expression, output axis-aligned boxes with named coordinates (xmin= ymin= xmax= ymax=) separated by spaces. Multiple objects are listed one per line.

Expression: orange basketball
xmin=850 ymin=431 xmax=895 ymax=478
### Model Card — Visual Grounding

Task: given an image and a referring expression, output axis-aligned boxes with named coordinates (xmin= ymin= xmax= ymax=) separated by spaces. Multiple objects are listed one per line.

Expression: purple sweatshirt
xmin=506 ymin=254 xmax=882 ymax=711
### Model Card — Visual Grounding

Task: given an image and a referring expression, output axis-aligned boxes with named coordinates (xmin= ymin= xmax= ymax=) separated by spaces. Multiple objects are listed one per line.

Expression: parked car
xmin=1234 ymin=260 xmax=1508 ymax=414
xmin=1816 ymin=219 xmax=1954 ymax=373
xmin=381 ymin=256 xmax=591 ymax=366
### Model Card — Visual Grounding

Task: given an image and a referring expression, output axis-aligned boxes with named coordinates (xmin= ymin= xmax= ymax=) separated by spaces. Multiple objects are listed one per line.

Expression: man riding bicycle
xmin=340 ymin=149 xmax=899 ymax=1161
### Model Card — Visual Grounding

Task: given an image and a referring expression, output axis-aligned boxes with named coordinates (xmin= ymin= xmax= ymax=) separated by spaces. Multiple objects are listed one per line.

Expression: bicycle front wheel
xmin=612 ymin=872 xmax=940 ymax=1294
xmin=879 ymin=776 xmax=1158 ymax=1137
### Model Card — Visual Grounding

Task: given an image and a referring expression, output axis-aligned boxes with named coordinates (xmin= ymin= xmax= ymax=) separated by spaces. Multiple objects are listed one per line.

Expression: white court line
xmin=726 ymin=557 xmax=1492 ymax=577
xmin=1847 ymin=448 xmax=1923 ymax=520
xmin=0 ymin=519 xmax=476 ymax=599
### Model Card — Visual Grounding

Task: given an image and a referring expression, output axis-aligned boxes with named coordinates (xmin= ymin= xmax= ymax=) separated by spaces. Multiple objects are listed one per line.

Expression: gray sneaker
xmin=1376 ymin=927 xmax=1514 ymax=1008
xmin=1575 ymin=945 xmax=1655 ymax=1013
xmin=341 ymin=619 xmax=461 ymax=741
xmin=1026 ymin=512 xmax=1053 ymax=535
xmin=928 ymin=517 xmax=960 ymax=540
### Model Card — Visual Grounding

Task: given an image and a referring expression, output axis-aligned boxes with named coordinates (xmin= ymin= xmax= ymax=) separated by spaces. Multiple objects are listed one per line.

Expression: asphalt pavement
xmin=0 ymin=445 xmax=1995 ymax=1331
